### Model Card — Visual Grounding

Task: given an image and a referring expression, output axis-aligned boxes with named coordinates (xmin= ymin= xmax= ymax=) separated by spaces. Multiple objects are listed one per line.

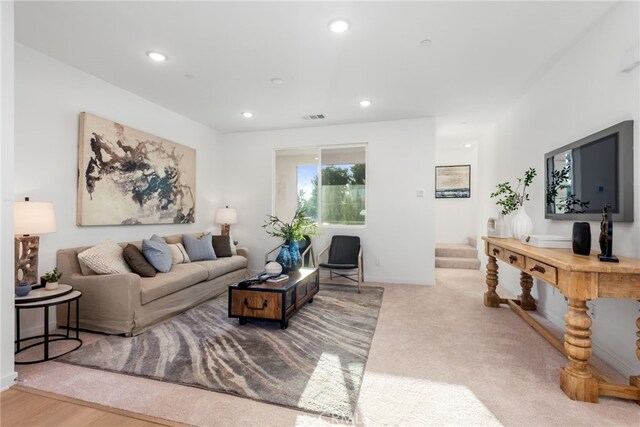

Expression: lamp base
xmin=221 ymin=224 xmax=231 ymax=236
xmin=15 ymin=235 xmax=40 ymax=285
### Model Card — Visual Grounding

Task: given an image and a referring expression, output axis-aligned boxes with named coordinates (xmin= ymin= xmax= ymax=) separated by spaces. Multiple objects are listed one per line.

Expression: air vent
xmin=302 ymin=114 xmax=325 ymax=120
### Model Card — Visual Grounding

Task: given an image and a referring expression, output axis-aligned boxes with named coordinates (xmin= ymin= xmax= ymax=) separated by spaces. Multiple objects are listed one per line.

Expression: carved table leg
xmin=518 ymin=271 xmax=537 ymax=311
xmin=630 ymin=306 xmax=640 ymax=389
xmin=484 ymin=255 xmax=501 ymax=308
xmin=560 ymin=298 xmax=599 ymax=402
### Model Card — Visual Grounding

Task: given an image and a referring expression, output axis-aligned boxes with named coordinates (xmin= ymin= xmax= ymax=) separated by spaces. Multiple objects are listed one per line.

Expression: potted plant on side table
xmin=43 ymin=267 xmax=63 ymax=291
xmin=490 ymin=167 xmax=537 ymax=240
xmin=263 ymin=208 xmax=318 ymax=273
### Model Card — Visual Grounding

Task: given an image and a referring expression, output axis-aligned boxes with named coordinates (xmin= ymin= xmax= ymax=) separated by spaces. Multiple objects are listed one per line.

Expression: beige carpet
xmin=15 ymin=269 xmax=640 ymax=426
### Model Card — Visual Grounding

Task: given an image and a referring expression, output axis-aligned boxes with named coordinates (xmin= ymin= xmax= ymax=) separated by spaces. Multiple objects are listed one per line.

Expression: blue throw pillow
xmin=182 ymin=233 xmax=217 ymax=262
xmin=142 ymin=236 xmax=173 ymax=273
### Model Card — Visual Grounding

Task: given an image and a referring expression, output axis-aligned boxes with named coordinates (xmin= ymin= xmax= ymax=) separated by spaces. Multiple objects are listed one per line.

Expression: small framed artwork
xmin=435 ymin=165 xmax=471 ymax=198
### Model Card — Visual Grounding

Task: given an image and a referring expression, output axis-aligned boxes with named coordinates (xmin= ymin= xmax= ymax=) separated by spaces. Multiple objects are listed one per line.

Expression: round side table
xmin=15 ymin=284 xmax=83 ymax=364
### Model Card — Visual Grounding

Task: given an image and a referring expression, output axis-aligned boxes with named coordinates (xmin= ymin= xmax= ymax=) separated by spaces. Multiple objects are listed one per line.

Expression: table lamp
xmin=215 ymin=206 xmax=237 ymax=236
xmin=14 ymin=197 xmax=57 ymax=285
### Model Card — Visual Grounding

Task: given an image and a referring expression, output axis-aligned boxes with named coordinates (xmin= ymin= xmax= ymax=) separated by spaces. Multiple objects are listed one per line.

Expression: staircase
xmin=435 ymin=237 xmax=481 ymax=270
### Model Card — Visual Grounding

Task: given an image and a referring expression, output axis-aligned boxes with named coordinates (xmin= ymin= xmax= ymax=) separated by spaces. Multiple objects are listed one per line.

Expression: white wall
xmin=0 ymin=0 xmax=17 ymax=391
xmin=14 ymin=44 xmax=226 ymax=337
xmin=222 ymin=118 xmax=436 ymax=285
xmin=435 ymin=145 xmax=478 ymax=244
xmin=477 ymin=2 xmax=640 ymax=377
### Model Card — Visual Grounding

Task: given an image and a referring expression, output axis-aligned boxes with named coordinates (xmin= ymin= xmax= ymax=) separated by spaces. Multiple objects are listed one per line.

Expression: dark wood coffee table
xmin=228 ymin=268 xmax=319 ymax=329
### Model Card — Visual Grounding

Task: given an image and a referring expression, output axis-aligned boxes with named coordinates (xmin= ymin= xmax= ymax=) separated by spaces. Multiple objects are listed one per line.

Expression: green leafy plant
xmin=490 ymin=168 xmax=537 ymax=215
xmin=43 ymin=267 xmax=63 ymax=283
xmin=263 ymin=208 xmax=319 ymax=242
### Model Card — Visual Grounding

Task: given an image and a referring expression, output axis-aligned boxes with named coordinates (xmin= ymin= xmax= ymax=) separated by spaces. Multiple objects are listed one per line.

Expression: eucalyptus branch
xmin=490 ymin=168 xmax=537 ymax=215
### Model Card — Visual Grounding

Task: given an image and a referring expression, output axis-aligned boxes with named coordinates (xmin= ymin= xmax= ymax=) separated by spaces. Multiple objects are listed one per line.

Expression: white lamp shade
xmin=14 ymin=201 xmax=57 ymax=235
xmin=215 ymin=207 xmax=237 ymax=224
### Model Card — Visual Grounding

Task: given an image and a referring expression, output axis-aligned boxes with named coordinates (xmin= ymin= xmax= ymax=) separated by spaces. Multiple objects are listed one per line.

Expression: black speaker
xmin=572 ymin=222 xmax=591 ymax=256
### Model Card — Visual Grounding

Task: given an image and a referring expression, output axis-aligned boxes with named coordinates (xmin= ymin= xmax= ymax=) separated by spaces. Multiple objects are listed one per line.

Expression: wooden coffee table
xmin=228 ymin=268 xmax=319 ymax=329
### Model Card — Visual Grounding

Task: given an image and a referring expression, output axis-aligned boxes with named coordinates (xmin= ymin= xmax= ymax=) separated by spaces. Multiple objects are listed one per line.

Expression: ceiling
xmin=15 ymin=1 xmax=614 ymax=141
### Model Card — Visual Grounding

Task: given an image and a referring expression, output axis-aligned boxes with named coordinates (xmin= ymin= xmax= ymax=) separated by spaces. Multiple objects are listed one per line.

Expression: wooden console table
xmin=481 ymin=236 xmax=640 ymax=403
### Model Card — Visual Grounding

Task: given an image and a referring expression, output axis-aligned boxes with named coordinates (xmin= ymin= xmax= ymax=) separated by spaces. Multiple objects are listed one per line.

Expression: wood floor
xmin=1 ymin=386 xmax=180 ymax=427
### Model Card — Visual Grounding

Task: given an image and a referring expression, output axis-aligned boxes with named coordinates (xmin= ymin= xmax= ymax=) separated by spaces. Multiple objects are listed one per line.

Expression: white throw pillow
xmin=168 ymin=243 xmax=191 ymax=264
xmin=78 ymin=240 xmax=132 ymax=275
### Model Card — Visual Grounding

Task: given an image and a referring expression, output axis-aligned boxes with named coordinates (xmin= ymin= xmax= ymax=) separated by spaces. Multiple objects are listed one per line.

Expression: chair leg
xmin=329 ymin=270 xmax=333 ymax=281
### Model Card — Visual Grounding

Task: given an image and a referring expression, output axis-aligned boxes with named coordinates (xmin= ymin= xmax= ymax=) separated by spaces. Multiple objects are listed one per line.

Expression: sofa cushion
xmin=194 ymin=255 xmax=248 ymax=281
xmin=123 ymin=244 xmax=157 ymax=277
xmin=142 ymin=237 xmax=173 ymax=273
xmin=78 ymin=240 xmax=132 ymax=275
xmin=212 ymin=235 xmax=232 ymax=257
xmin=183 ymin=233 xmax=217 ymax=261
xmin=168 ymin=243 xmax=191 ymax=264
xmin=139 ymin=263 xmax=208 ymax=305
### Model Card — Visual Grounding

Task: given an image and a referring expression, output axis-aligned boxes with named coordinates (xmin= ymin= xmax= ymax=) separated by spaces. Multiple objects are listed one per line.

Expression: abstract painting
xmin=77 ymin=112 xmax=196 ymax=225
xmin=435 ymin=165 xmax=471 ymax=198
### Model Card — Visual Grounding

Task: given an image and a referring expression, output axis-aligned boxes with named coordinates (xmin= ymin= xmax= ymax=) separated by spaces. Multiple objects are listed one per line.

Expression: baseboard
xmin=1 ymin=371 xmax=17 ymax=391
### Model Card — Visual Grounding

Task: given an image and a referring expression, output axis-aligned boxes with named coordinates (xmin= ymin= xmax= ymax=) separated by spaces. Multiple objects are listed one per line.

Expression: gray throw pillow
xmin=123 ymin=244 xmax=157 ymax=277
xmin=142 ymin=236 xmax=173 ymax=273
xmin=183 ymin=233 xmax=217 ymax=261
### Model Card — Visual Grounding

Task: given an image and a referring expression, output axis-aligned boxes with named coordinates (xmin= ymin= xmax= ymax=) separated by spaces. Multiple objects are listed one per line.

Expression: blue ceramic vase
xmin=16 ymin=283 xmax=31 ymax=297
xmin=289 ymin=240 xmax=302 ymax=272
xmin=276 ymin=243 xmax=292 ymax=273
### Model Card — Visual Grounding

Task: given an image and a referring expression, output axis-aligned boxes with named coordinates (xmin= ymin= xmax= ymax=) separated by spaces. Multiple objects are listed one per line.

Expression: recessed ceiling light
xmin=359 ymin=99 xmax=372 ymax=107
xmin=328 ymin=18 xmax=350 ymax=33
xmin=270 ymin=77 xmax=284 ymax=85
xmin=241 ymin=112 xmax=253 ymax=118
xmin=146 ymin=51 xmax=167 ymax=62
xmin=464 ymin=143 xmax=473 ymax=148
xmin=419 ymin=39 xmax=432 ymax=47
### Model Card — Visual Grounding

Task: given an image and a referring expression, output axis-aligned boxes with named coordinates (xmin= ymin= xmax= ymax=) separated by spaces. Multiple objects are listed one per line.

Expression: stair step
xmin=468 ymin=236 xmax=478 ymax=248
xmin=435 ymin=243 xmax=478 ymax=259
xmin=435 ymin=257 xmax=481 ymax=270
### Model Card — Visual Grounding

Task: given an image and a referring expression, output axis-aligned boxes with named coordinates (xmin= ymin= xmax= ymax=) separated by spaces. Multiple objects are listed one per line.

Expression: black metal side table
xmin=15 ymin=284 xmax=82 ymax=364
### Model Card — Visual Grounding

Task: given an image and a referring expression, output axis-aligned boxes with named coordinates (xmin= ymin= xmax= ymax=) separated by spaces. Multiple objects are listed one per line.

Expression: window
xmin=275 ymin=145 xmax=366 ymax=226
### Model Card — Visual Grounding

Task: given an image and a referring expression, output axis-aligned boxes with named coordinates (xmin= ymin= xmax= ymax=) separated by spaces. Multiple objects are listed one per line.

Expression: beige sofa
xmin=56 ymin=233 xmax=249 ymax=336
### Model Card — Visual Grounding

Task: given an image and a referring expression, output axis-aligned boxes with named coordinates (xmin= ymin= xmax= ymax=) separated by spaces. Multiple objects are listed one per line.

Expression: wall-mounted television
xmin=545 ymin=120 xmax=634 ymax=222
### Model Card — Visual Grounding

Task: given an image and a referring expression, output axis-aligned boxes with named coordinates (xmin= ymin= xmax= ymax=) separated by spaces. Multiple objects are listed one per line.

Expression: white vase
xmin=512 ymin=207 xmax=533 ymax=240
xmin=45 ymin=281 xmax=59 ymax=291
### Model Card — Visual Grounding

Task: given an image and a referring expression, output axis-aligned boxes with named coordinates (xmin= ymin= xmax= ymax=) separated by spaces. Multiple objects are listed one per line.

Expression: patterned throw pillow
xmin=182 ymin=233 xmax=217 ymax=261
xmin=142 ymin=236 xmax=173 ymax=273
xmin=77 ymin=240 xmax=132 ymax=275
xmin=211 ymin=235 xmax=232 ymax=257
xmin=123 ymin=244 xmax=157 ymax=277
xmin=168 ymin=243 xmax=191 ymax=264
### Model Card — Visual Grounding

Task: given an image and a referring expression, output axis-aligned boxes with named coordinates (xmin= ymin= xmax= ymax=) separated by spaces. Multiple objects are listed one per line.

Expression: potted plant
xmin=43 ymin=267 xmax=63 ymax=291
xmin=263 ymin=208 xmax=318 ymax=272
xmin=490 ymin=167 xmax=537 ymax=240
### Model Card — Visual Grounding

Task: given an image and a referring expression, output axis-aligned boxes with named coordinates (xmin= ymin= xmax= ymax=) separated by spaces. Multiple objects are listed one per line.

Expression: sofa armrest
xmin=63 ymin=272 xmax=142 ymax=333
xmin=236 ymin=247 xmax=249 ymax=259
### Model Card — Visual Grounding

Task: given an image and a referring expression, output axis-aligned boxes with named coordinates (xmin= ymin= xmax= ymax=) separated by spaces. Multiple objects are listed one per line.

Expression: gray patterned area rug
xmin=61 ymin=284 xmax=384 ymax=418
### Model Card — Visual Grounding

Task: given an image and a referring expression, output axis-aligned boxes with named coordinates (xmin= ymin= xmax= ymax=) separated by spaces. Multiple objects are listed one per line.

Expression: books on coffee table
xmin=266 ymin=274 xmax=289 ymax=283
